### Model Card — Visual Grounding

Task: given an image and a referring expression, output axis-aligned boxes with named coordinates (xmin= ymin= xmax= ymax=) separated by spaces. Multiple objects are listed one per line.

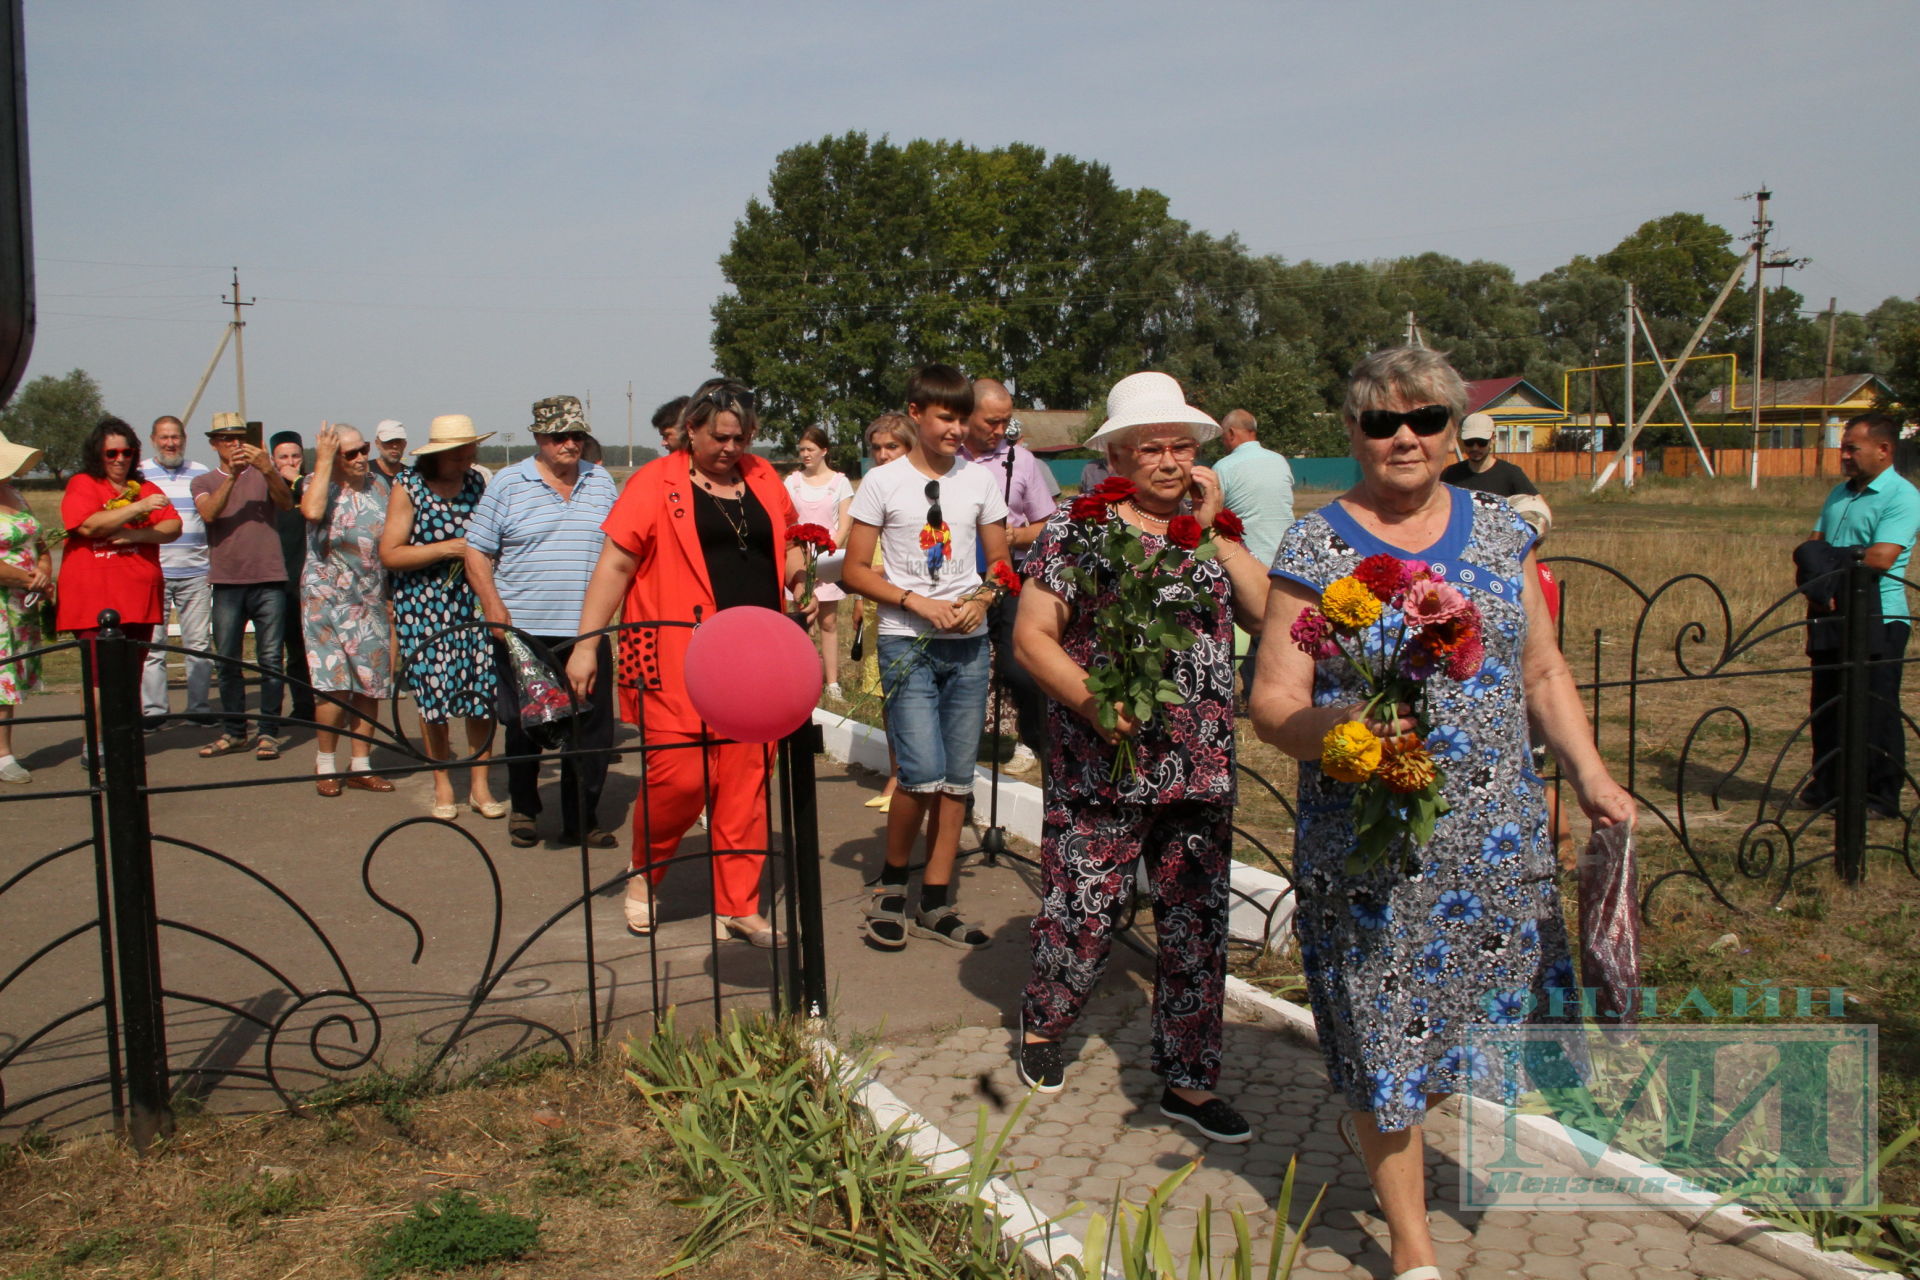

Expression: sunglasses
xmin=924 ymin=479 xmax=942 ymax=528
xmin=339 ymin=445 xmax=370 ymax=459
xmin=102 ymin=447 xmax=136 ymax=460
xmin=699 ymin=384 xmax=756 ymax=414
xmin=1356 ymin=405 xmax=1451 ymax=439
xmin=542 ymin=431 xmax=589 ymax=445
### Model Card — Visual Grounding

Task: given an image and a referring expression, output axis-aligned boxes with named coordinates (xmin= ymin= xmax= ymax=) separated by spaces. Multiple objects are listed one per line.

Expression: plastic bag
xmin=497 ymin=631 xmax=587 ymax=750
xmin=1577 ymin=822 xmax=1641 ymax=1025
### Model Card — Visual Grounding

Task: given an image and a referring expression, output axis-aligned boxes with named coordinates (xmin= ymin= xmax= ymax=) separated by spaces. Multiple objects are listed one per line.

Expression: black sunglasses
xmin=699 ymin=385 xmax=756 ymax=415
xmin=1357 ymin=404 xmax=1452 ymax=439
xmin=339 ymin=444 xmax=370 ymax=459
xmin=542 ymin=431 xmax=589 ymax=444
xmin=924 ymin=479 xmax=943 ymax=528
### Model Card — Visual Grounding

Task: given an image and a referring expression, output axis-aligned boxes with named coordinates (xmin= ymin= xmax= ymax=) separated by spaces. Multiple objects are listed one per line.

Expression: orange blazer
xmin=601 ymin=450 xmax=796 ymax=735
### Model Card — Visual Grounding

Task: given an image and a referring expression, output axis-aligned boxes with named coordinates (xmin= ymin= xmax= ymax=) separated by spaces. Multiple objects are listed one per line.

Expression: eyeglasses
xmin=924 ymin=479 xmax=942 ymax=528
xmin=699 ymin=384 xmax=756 ymax=415
xmin=339 ymin=445 xmax=370 ymax=459
xmin=1356 ymin=405 xmax=1451 ymax=440
xmin=1133 ymin=440 xmax=1198 ymax=463
xmin=102 ymin=447 xmax=135 ymax=460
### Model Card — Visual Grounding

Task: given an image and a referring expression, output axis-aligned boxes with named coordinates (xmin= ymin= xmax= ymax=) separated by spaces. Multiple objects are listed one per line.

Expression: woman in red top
xmin=567 ymin=380 xmax=809 ymax=948
xmin=57 ymin=418 xmax=181 ymax=753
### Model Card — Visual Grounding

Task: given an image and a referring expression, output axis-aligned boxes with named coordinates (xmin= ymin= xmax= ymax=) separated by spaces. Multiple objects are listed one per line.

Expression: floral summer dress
xmin=390 ymin=468 xmax=495 ymax=722
xmin=0 ymin=507 xmax=44 ymax=704
xmin=301 ymin=481 xmax=391 ymax=697
xmin=1270 ymin=486 xmax=1573 ymax=1133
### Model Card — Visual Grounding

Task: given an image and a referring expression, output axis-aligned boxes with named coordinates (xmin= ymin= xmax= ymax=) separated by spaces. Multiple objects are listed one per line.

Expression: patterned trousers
xmin=1021 ymin=799 xmax=1232 ymax=1090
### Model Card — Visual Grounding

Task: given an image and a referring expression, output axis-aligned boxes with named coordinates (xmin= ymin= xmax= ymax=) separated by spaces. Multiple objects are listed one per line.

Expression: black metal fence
xmin=0 ymin=614 xmax=825 ymax=1148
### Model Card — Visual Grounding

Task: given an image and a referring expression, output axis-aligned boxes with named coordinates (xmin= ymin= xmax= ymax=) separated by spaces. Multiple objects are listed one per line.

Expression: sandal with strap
xmin=908 ymin=903 xmax=990 ymax=950
xmin=199 ymin=735 xmax=245 ymax=758
xmin=862 ymin=887 xmax=908 ymax=950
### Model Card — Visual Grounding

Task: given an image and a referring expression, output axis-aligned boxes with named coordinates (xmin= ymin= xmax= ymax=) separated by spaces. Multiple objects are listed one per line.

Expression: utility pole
xmin=1404 ymin=311 xmax=1424 ymax=348
xmin=626 ymin=382 xmax=634 ymax=469
xmin=1822 ymin=296 xmax=1839 ymax=409
xmin=1623 ymin=282 xmax=1635 ymax=488
xmin=223 ymin=267 xmax=253 ymax=421
xmin=1746 ymin=189 xmax=1770 ymax=489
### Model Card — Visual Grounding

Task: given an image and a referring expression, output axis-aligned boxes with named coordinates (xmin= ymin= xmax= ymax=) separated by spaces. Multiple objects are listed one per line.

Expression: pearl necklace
xmin=1123 ymin=499 xmax=1177 ymax=528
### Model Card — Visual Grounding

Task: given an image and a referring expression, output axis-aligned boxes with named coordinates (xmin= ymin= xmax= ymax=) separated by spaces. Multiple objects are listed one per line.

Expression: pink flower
xmin=1401 ymin=576 xmax=1470 ymax=628
xmin=1289 ymin=608 xmax=1341 ymax=660
xmin=1445 ymin=628 xmax=1485 ymax=681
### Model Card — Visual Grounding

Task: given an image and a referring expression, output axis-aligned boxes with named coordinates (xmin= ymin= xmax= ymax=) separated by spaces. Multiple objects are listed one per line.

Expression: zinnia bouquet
xmin=1057 ymin=477 xmax=1241 ymax=778
xmin=786 ymin=523 xmax=837 ymax=613
xmin=1293 ymin=553 xmax=1485 ymax=875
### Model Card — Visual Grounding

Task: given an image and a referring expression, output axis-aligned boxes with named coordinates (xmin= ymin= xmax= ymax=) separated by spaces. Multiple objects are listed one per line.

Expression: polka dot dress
xmin=391 ymin=467 xmax=497 ymax=723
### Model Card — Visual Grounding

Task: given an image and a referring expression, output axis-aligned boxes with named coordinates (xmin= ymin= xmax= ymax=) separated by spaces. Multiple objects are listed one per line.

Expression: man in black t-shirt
xmin=1440 ymin=412 xmax=1539 ymax=497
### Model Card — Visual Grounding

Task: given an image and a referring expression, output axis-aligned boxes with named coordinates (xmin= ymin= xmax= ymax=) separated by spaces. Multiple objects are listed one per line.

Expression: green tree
xmin=1 ymin=368 xmax=104 ymax=479
xmin=711 ymin=133 xmax=1179 ymax=450
xmin=1212 ymin=340 xmax=1342 ymax=455
xmin=1882 ymin=320 xmax=1920 ymax=417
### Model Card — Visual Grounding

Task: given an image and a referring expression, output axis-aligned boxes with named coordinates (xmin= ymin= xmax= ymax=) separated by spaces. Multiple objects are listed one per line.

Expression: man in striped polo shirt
xmin=465 ymin=395 xmax=621 ymax=848
xmin=139 ymin=414 xmax=213 ymax=727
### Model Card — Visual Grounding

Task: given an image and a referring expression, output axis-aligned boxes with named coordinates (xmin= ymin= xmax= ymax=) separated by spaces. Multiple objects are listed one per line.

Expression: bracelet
xmin=899 ymin=590 xmax=912 ymax=608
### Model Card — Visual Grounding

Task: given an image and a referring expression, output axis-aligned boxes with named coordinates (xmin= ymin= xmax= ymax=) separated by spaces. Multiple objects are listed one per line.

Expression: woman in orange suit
xmin=566 ymin=379 xmax=811 ymax=947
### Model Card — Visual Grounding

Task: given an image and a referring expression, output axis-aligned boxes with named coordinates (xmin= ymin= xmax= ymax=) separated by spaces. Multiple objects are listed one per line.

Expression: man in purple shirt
xmin=960 ymin=378 xmax=1058 ymax=770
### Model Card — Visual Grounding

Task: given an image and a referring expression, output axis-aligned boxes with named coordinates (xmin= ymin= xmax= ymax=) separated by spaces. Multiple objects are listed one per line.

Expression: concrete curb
xmin=1221 ymin=976 xmax=1887 ymax=1280
xmin=810 ymin=708 xmax=1297 ymax=947
xmin=813 ymin=1035 xmax=1087 ymax=1279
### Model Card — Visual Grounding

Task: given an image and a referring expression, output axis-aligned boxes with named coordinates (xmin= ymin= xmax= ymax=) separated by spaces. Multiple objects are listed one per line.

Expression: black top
xmin=692 ymin=484 xmax=779 ymax=612
xmin=1439 ymin=457 xmax=1538 ymax=497
xmin=276 ymin=474 xmax=308 ymax=579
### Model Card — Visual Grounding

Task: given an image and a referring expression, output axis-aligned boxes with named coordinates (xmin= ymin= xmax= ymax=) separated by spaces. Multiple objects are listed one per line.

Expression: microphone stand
xmin=961 ymin=426 xmax=1024 ymax=869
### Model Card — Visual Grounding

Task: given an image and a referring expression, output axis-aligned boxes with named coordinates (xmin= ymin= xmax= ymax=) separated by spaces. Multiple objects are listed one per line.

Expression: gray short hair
xmin=1343 ymin=347 xmax=1469 ymax=424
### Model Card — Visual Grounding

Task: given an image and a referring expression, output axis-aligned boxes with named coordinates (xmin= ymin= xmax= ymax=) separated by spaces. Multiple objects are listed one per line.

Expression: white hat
xmin=1082 ymin=372 xmax=1220 ymax=450
xmin=1459 ymin=412 xmax=1496 ymax=443
xmin=374 ymin=419 xmax=406 ymax=443
xmin=411 ymin=414 xmax=495 ymax=456
xmin=0 ymin=429 xmax=42 ymax=481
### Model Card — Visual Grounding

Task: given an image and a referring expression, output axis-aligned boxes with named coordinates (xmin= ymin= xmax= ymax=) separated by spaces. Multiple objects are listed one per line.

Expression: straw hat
xmin=412 ymin=414 xmax=495 ymax=456
xmin=208 ymin=411 xmax=246 ymax=437
xmin=1509 ymin=494 xmax=1552 ymax=539
xmin=0 ymin=430 xmax=42 ymax=481
xmin=1082 ymin=372 xmax=1220 ymax=450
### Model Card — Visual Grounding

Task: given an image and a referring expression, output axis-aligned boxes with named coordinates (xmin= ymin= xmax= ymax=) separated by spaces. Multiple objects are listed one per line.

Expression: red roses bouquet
xmin=786 ymin=523 xmax=837 ymax=613
xmin=1292 ymin=553 xmax=1485 ymax=875
xmin=1058 ymin=477 xmax=1243 ymax=778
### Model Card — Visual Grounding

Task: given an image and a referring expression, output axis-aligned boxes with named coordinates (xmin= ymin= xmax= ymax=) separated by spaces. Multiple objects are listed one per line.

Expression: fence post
xmin=780 ymin=724 xmax=829 ymax=1018
xmin=95 ymin=610 xmax=173 ymax=1148
xmin=1834 ymin=557 xmax=1875 ymax=884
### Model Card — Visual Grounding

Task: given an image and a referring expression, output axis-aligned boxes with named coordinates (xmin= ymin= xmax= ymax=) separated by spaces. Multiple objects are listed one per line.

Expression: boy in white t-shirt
xmin=843 ymin=365 xmax=1012 ymax=951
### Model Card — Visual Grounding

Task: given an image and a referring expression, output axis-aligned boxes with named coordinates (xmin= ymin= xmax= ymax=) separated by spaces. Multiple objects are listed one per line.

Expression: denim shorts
xmin=877 ymin=633 xmax=990 ymax=796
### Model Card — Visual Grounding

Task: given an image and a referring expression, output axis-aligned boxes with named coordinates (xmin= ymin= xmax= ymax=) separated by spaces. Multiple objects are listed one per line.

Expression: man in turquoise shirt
xmin=1213 ymin=409 xmax=1294 ymax=693
xmin=1806 ymin=413 xmax=1920 ymax=815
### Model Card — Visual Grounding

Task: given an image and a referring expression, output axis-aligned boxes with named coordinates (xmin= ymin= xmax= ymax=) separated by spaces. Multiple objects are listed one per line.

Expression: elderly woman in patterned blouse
xmin=1011 ymin=371 xmax=1270 ymax=1145
xmin=1251 ymin=347 xmax=1632 ymax=1280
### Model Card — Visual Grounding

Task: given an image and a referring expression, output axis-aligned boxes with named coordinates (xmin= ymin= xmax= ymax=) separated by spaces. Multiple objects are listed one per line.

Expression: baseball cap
xmin=1459 ymin=413 xmax=1496 ymax=443
xmin=374 ymin=420 xmax=406 ymax=443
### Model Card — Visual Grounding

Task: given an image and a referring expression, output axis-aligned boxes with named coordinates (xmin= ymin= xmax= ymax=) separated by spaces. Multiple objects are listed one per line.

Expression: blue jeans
xmin=211 ymin=582 xmax=287 ymax=740
xmin=877 ymin=633 xmax=990 ymax=796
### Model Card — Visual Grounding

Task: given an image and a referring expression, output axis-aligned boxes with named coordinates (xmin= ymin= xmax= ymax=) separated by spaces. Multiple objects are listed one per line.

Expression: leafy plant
xmin=1073 ymin=1157 xmax=1325 ymax=1280
xmin=363 ymin=1191 xmax=540 ymax=1278
xmin=199 ymin=1171 xmax=319 ymax=1226
xmin=57 ymin=1227 xmax=135 ymax=1265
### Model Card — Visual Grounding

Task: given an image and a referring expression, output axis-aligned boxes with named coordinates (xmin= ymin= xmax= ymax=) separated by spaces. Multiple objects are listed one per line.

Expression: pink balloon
xmin=683 ymin=606 xmax=823 ymax=743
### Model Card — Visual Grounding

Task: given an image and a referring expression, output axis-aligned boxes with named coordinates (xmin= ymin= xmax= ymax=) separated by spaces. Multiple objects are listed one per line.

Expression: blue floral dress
xmin=301 ymin=481 xmax=391 ymax=697
xmin=391 ymin=468 xmax=495 ymax=722
xmin=1271 ymin=486 xmax=1573 ymax=1132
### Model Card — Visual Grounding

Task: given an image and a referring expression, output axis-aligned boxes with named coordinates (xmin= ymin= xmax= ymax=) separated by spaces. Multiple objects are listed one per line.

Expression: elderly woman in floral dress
xmin=1011 ymin=371 xmax=1270 ymax=1144
xmin=1251 ymin=347 xmax=1632 ymax=1280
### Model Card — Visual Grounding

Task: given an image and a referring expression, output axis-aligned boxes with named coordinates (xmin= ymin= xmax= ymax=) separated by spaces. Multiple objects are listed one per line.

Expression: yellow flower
xmin=1321 ymin=720 xmax=1382 ymax=783
xmin=1321 ymin=576 xmax=1383 ymax=629
xmin=1376 ymin=736 xmax=1439 ymax=795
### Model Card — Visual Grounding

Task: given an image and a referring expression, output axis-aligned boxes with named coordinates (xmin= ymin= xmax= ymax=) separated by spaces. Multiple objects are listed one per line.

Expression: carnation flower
xmin=1212 ymin=509 xmax=1245 ymax=541
xmin=1353 ymin=554 xmax=1413 ymax=601
xmin=1321 ymin=720 xmax=1383 ymax=783
xmin=1321 ymin=576 xmax=1384 ymax=629
xmin=1376 ymin=736 xmax=1439 ymax=794
xmin=1166 ymin=514 xmax=1203 ymax=549
xmin=991 ymin=561 xmax=1023 ymax=595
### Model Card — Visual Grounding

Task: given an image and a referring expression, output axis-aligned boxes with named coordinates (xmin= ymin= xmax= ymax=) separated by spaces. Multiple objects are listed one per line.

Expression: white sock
xmin=349 ymin=756 xmax=371 ymax=772
xmin=314 ymin=751 xmax=336 ymax=775
xmin=0 ymin=754 xmax=14 ymax=770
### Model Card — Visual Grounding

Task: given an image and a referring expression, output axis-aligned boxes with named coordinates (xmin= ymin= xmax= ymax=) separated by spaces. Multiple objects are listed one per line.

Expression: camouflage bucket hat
xmin=530 ymin=395 xmax=589 ymax=435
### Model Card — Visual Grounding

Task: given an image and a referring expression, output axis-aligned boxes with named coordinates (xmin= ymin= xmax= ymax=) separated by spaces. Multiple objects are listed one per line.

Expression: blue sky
xmin=22 ymin=1 xmax=1919 ymax=463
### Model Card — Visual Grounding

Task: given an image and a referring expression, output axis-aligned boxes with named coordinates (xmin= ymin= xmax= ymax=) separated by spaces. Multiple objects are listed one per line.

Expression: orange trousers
xmin=630 ymin=735 xmax=770 ymax=918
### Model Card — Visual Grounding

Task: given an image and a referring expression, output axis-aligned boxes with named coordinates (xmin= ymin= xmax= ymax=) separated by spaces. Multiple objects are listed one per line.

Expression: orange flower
xmin=1376 ymin=735 xmax=1439 ymax=794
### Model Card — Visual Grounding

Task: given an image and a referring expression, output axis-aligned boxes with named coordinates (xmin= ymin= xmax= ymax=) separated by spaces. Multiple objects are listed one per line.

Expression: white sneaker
xmin=824 ymin=682 xmax=844 ymax=702
xmin=1008 ymin=744 xmax=1038 ymax=774
xmin=0 ymin=758 xmax=29 ymax=784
